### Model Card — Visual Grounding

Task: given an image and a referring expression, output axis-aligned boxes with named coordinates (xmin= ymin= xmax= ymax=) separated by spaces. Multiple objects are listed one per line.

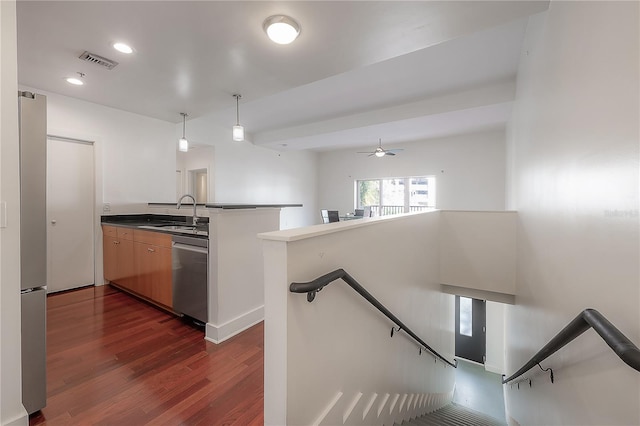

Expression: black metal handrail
xmin=289 ymin=268 xmax=457 ymax=368
xmin=502 ymin=308 xmax=640 ymax=384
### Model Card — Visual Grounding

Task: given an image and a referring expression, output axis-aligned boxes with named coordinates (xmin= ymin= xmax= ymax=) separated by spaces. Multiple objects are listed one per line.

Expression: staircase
xmin=395 ymin=403 xmax=506 ymax=426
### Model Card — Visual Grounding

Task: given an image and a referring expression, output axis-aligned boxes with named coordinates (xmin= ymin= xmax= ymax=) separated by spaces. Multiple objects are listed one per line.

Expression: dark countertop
xmin=101 ymin=214 xmax=208 ymax=238
xmin=148 ymin=203 xmax=302 ymax=209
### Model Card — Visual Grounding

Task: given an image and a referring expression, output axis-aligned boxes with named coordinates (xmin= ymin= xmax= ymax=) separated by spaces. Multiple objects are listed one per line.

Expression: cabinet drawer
xmin=102 ymin=225 xmax=117 ymax=238
xmin=116 ymin=227 xmax=134 ymax=241
xmin=133 ymin=229 xmax=172 ymax=248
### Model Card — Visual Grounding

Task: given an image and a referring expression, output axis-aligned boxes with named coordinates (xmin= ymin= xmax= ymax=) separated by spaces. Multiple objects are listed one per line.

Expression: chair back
xmin=328 ymin=210 xmax=340 ymax=223
xmin=320 ymin=209 xmax=330 ymax=224
xmin=363 ymin=206 xmax=372 ymax=217
xmin=354 ymin=209 xmax=364 ymax=217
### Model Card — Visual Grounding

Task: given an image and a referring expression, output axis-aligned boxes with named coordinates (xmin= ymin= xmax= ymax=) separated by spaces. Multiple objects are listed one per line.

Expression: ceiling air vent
xmin=78 ymin=51 xmax=119 ymax=70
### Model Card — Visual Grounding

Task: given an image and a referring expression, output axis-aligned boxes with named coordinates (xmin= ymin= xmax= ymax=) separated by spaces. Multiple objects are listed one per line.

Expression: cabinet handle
xmin=147 ymin=248 xmax=155 ymax=253
xmin=113 ymin=241 xmax=120 ymax=245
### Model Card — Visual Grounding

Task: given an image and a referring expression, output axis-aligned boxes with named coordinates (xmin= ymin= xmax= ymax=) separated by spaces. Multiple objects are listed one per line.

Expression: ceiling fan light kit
xmin=358 ymin=139 xmax=403 ymax=157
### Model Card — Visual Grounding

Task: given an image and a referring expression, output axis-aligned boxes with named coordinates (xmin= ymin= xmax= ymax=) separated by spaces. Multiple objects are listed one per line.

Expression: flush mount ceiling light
xmin=179 ymin=112 xmax=189 ymax=152
xmin=65 ymin=72 xmax=85 ymax=86
xmin=232 ymin=94 xmax=244 ymax=142
xmin=113 ymin=42 xmax=133 ymax=54
xmin=263 ymin=15 xmax=301 ymax=44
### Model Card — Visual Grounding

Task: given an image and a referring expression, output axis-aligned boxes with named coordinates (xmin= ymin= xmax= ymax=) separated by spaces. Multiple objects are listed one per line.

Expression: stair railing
xmin=290 ymin=268 xmax=457 ymax=368
xmin=502 ymin=308 xmax=640 ymax=385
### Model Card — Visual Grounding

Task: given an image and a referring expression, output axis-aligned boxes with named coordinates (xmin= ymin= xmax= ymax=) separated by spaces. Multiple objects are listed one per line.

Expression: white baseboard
xmin=5 ymin=409 xmax=28 ymax=426
xmin=205 ymin=305 xmax=264 ymax=344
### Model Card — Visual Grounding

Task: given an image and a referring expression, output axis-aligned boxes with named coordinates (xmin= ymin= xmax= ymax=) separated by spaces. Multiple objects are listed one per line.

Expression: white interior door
xmin=47 ymin=137 xmax=95 ymax=293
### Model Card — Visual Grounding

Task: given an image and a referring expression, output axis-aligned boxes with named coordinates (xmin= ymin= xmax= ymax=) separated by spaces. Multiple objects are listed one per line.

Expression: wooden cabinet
xmin=102 ymin=225 xmax=173 ymax=310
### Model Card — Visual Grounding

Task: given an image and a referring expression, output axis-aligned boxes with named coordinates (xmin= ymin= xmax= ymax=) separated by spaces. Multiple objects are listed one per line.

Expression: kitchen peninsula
xmin=102 ymin=203 xmax=301 ymax=344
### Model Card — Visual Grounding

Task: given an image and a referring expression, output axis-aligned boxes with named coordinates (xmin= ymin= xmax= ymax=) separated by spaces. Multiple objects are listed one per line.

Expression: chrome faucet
xmin=177 ymin=194 xmax=198 ymax=226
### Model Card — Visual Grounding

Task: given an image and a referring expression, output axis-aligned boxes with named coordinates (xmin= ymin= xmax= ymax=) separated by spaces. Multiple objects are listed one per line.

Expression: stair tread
xmin=394 ymin=403 xmax=505 ymax=426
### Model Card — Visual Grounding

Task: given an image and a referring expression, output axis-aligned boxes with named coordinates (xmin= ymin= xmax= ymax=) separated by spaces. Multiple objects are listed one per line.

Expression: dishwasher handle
xmin=172 ymin=242 xmax=208 ymax=254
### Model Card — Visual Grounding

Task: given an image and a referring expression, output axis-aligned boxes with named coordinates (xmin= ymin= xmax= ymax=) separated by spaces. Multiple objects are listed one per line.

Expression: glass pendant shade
xmin=232 ymin=125 xmax=244 ymax=142
xmin=178 ymin=137 xmax=188 ymax=152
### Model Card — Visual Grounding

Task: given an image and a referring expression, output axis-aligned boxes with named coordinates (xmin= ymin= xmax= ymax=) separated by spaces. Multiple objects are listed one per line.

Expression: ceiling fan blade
xmin=385 ymin=151 xmax=396 ymax=156
xmin=386 ymin=148 xmax=404 ymax=154
xmin=357 ymin=151 xmax=373 ymax=154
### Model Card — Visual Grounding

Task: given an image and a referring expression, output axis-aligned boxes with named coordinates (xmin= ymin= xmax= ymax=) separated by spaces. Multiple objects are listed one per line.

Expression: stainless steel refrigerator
xmin=19 ymin=91 xmax=47 ymax=415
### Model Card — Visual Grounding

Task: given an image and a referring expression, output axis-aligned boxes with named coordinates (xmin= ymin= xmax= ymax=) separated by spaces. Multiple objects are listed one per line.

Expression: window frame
xmin=355 ymin=175 xmax=435 ymax=215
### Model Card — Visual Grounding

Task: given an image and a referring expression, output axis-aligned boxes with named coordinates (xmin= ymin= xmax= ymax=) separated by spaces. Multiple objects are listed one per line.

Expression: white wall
xmin=505 ymin=2 xmax=639 ymax=425
xmin=0 ymin=0 xmax=28 ymax=424
xmin=439 ymin=211 xmax=516 ymax=299
xmin=485 ymin=301 xmax=505 ymax=375
xmin=262 ymin=212 xmax=455 ymax=425
xmin=317 ymin=129 xmax=506 ymax=220
xmin=19 ymin=88 xmax=176 ymax=206
xmin=176 ymin=145 xmax=215 ymax=202
xmin=21 ymin=88 xmax=316 ymax=231
xmin=183 ymin=117 xmax=318 ymax=230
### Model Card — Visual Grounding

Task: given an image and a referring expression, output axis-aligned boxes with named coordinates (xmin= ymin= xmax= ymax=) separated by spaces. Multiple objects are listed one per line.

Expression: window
xmin=459 ymin=296 xmax=473 ymax=337
xmin=356 ymin=176 xmax=435 ymax=216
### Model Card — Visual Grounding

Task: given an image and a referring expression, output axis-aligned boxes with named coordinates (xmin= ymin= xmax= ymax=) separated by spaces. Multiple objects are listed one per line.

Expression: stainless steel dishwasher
xmin=172 ymin=234 xmax=208 ymax=324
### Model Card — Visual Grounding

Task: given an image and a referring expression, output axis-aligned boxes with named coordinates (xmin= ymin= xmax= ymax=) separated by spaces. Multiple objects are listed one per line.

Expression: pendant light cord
xmin=181 ymin=112 xmax=187 ymax=138
xmin=234 ymin=94 xmax=241 ymax=125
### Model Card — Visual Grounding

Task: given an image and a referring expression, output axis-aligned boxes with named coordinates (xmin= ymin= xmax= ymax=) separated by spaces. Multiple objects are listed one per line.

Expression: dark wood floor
xmin=29 ymin=285 xmax=264 ymax=426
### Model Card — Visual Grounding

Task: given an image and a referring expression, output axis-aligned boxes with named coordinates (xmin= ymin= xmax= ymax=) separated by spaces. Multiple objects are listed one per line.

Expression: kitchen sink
xmin=138 ymin=224 xmax=207 ymax=236
xmin=158 ymin=225 xmax=196 ymax=230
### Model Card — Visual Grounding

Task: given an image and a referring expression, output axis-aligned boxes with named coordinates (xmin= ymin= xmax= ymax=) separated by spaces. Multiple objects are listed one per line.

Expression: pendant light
xmin=179 ymin=112 xmax=189 ymax=152
xmin=232 ymin=94 xmax=244 ymax=141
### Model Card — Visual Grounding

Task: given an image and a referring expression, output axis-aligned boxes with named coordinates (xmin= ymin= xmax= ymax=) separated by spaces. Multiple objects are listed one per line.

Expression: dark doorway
xmin=455 ymin=296 xmax=486 ymax=364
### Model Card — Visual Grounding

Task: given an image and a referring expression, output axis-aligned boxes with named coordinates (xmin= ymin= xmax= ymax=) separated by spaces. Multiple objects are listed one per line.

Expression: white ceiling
xmin=16 ymin=1 xmax=549 ymax=152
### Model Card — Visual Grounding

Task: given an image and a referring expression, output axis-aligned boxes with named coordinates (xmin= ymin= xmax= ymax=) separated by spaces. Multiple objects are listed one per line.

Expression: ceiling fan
xmin=357 ymin=139 xmax=403 ymax=157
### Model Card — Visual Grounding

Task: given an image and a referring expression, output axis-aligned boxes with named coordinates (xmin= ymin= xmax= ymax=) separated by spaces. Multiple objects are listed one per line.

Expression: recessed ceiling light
xmin=263 ymin=15 xmax=301 ymax=45
xmin=113 ymin=42 xmax=133 ymax=54
xmin=66 ymin=72 xmax=85 ymax=86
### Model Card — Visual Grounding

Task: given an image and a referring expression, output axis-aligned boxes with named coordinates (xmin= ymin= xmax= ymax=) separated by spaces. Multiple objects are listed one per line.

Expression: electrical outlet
xmin=103 ymin=203 xmax=111 ymax=213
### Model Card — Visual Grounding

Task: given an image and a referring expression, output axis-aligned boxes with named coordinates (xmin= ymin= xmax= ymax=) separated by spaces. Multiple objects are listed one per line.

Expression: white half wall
xmin=206 ymin=208 xmax=280 ymax=343
xmin=1 ymin=1 xmax=28 ymax=423
xmin=505 ymin=3 xmax=639 ymax=425
xmin=261 ymin=212 xmax=455 ymax=425
xmin=317 ymin=129 xmax=506 ymax=220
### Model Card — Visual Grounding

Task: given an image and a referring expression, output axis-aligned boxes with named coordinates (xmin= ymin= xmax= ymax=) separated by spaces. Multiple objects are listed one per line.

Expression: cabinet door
xmin=102 ymin=236 xmax=118 ymax=282
xmin=151 ymin=246 xmax=172 ymax=308
xmin=134 ymin=243 xmax=172 ymax=307
xmin=134 ymin=242 xmax=154 ymax=299
xmin=117 ymin=238 xmax=136 ymax=292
